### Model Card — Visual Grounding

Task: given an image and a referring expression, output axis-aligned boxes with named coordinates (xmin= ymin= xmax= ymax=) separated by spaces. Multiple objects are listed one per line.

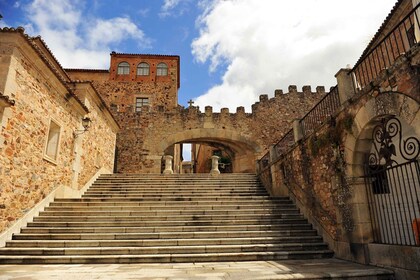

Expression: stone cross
xmin=188 ymin=99 xmax=195 ymax=107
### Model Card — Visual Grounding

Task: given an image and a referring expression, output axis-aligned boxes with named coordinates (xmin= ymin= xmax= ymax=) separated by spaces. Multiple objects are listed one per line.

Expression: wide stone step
xmin=43 ymin=204 xmax=296 ymax=212
xmin=14 ymin=229 xmax=317 ymax=240
xmin=80 ymin=194 xmax=274 ymax=199
xmin=91 ymin=184 xmax=260 ymax=188
xmin=20 ymin=224 xmax=313 ymax=234
xmin=89 ymin=184 xmax=267 ymax=192
xmin=0 ymin=243 xmax=330 ymax=256
xmin=92 ymin=179 xmax=259 ymax=183
xmin=99 ymin=174 xmax=257 ymax=178
xmin=82 ymin=192 xmax=268 ymax=197
xmin=0 ymin=250 xmax=334 ymax=264
xmin=0 ymin=173 xmax=338 ymax=266
xmin=94 ymin=179 xmax=260 ymax=187
xmin=40 ymin=209 xmax=299 ymax=216
xmin=84 ymin=189 xmax=267 ymax=194
xmin=49 ymin=200 xmax=293 ymax=207
xmin=33 ymin=213 xmax=303 ymax=222
xmin=73 ymin=196 xmax=283 ymax=202
xmin=27 ymin=217 xmax=308 ymax=227
xmin=6 ymin=236 xmax=323 ymax=248
xmin=95 ymin=178 xmax=259 ymax=182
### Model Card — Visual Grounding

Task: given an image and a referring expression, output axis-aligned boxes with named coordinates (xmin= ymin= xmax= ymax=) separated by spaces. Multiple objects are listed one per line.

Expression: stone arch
xmin=159 ymin=128 xmax=262 ymax=173
xmin=341 ymin=91 xmax=420 ymax=244
xmin=345 ymin=91 xmax=420 ymax=178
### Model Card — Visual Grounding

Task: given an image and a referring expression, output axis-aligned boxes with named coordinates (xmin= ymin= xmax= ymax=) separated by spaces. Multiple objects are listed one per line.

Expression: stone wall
xmin=67 ymin=54 xmax=326 ymax=174
xmin=258 ymin=40 xmax=420 ymax=279
xmin=71 ymin=82 xmax=119 ymax=188
xmin=111 ymin=86 xmax=326 ymax=173
xmin=0 ymin=29 xmax=118 ymax=233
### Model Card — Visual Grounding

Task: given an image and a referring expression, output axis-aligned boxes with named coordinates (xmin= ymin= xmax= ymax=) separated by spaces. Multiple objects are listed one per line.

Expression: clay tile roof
xmin=30 ymin=35 xmax=72 ymax=81
xmin=0 ymin=27 xmax=89 ymax=113
xmin=0 ymin=91 xmax=15 ymax=106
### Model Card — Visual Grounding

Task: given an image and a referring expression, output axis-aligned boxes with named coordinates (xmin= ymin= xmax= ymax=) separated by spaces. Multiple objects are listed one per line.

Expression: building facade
xmin=0 ymin=28 xmax=119 ymax=233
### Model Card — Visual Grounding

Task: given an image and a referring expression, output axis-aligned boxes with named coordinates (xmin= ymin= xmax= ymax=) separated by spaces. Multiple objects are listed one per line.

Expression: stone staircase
xmin=0 ymin=173 xmax=334 ymax=264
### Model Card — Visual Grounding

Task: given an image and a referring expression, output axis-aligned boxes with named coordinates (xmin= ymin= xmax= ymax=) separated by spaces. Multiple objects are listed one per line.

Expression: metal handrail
xmin=350 ymin=3 xmax=420 ymax=89
xmin=300 ymin=86 xmax=340 ymax=138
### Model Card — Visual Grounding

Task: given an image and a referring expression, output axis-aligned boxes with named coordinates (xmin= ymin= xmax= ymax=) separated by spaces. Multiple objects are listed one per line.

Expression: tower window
xmin=137 ymin=62 xmax=150 ymax=76
xmin=135 ymin=97 xmax=149 ymax=112
xmin=117 ymin=62 xmax=130 ymax=75
xmin=157 ymin=63 xmax=168 ymax=76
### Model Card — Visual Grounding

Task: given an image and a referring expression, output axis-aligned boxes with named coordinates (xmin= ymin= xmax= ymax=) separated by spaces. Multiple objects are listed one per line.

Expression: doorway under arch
xmin=159 ymin=128 xmax=262 ymax=174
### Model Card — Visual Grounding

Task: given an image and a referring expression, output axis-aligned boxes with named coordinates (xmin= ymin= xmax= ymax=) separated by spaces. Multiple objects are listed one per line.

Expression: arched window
xmin=137 ymin=62 xmax=150 ymax=76
xmin=156 ymin=62 xmax=168 ymax=76
xmin=117 ymin=62 xmax=130 ymax=75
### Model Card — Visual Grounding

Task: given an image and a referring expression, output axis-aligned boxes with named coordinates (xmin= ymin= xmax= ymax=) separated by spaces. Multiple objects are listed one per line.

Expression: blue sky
xmin=1 ymin=0 xmax=397 ymax=111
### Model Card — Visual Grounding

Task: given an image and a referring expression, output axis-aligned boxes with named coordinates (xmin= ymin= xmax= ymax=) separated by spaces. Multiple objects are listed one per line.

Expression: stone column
xmin=163 ymin=155 xmax=174 ymax=175
xmin=335 ymin=68 xmax=355 ymax=105
xmin=210 ymin=155 xmax=220 ymax=176
xmin=293 ymin=119 xmax=303 ymax=142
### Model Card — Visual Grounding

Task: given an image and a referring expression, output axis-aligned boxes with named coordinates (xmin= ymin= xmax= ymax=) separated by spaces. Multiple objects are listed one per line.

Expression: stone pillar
xmin=293 ymin=119 xmax=303 ymax=142
xmin=335 ymin=68 xmax=355 ymax=105
xmin=163 ymin=155 xmax=174 ymax=175
xmin=269 ymin=146 xmax=277 ymax=194
xmin=270 ymin=144 xmax=289 ymax=197
xmin=210 ymin=155 xmax=220 ymax=176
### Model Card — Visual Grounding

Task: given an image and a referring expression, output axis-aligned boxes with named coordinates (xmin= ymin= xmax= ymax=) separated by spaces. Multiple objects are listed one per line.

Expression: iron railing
xmin=258 ymin=87 xmax=340 ymax=171
xmin=351 ymin=3 xmax=420 ymax=90
xmin=258 ymin=129 xmax=295 ymax=172
xmin=364 ymin=159 xmax=420 ymax=246
xmin=300 ymin=86 xmax=340 ymax=138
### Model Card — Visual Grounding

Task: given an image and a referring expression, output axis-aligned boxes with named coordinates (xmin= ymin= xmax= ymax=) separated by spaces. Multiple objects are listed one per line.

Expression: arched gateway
xmin=160 ymin=128 xmax=261 ymax=173
xmin=67 ymin=53 xmax=326 ymax=174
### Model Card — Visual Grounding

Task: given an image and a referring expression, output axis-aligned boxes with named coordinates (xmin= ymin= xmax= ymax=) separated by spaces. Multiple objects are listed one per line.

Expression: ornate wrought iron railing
xmin=364 ymin=160 xmax=420 ymax=246
xmin=364 ymin=116 xmax=420 ymax=246
xmin=351 ymin=3 xmax=420 ymax=90
xmin=300 ymin=86 xmax=340 ymax=138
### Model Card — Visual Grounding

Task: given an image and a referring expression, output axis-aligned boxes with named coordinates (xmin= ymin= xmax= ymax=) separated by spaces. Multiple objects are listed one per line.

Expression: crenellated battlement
xmin=171 ymin=84 xmax=327 ymax=118
xmin=250 ymin=85 xmax=326 ymax=114
xmin=117 ymin=84 xmax=327 ymax=152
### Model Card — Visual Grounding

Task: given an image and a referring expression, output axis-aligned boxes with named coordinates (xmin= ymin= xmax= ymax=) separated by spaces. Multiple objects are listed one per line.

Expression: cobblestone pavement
xmin=0 ymin=259 xmax=392 ymax=280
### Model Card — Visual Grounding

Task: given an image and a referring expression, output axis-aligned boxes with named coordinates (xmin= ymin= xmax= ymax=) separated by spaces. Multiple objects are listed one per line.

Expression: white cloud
xmin=192 ymin=0 xmax=397 ymax=111
xmin=160 ymin=0 xmax=191 ymax=18
xmin=86 ymin=17 xmax=150 ymax=50
xmin=23 ymin=0 xmax=150 ymax=69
